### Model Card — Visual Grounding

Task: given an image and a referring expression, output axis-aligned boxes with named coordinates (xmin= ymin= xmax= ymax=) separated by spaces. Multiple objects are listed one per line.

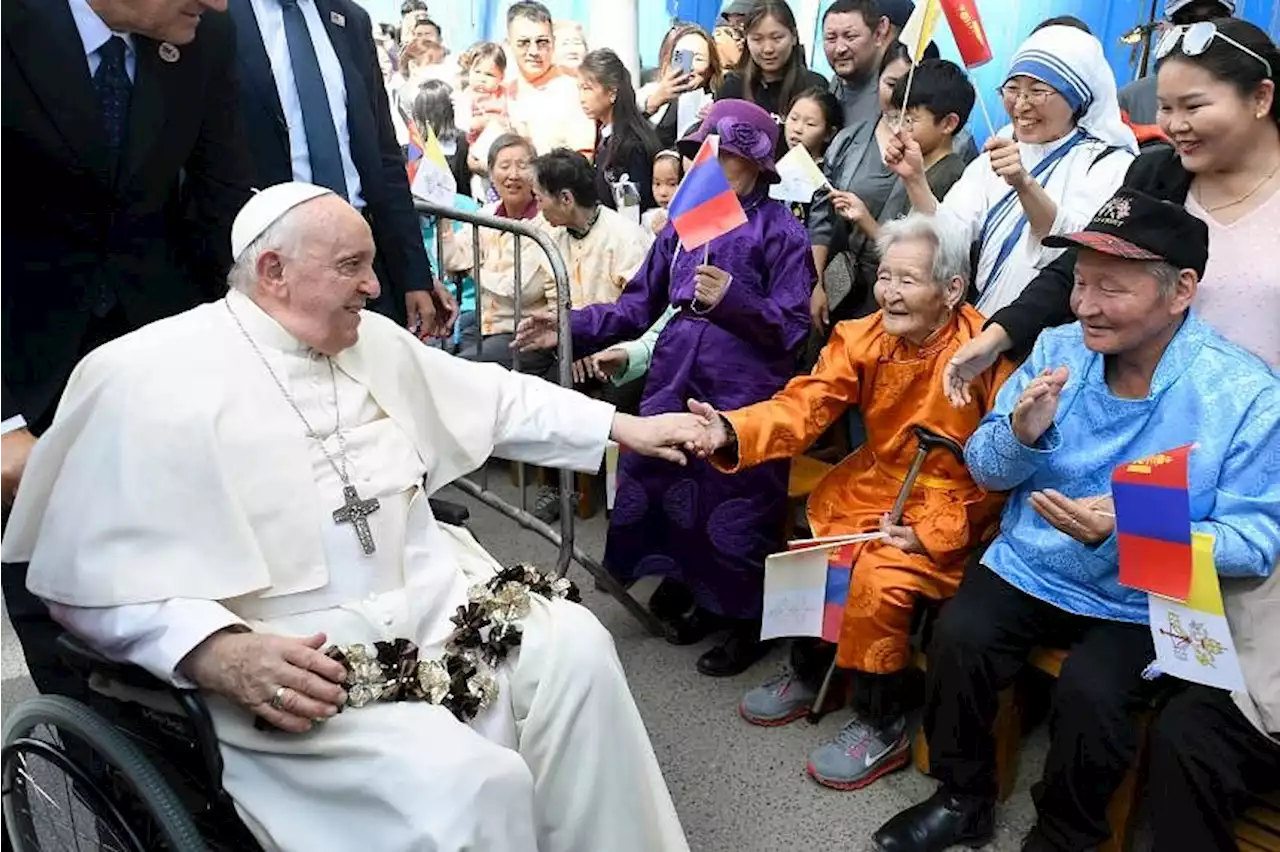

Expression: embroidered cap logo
xmin=1093 ymin=196 xmax=1132 ymax=229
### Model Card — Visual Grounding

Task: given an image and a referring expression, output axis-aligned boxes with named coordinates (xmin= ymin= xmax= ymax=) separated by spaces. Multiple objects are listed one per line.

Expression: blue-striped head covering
xmin=1003 ymin=26 xmax=1138 ymax=153
xmin=1007 ymin=46 xmax=1092 ymax=114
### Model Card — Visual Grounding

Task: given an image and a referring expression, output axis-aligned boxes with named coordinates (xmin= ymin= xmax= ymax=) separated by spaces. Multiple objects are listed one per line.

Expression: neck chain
xmin=1196 ymin=157 xmax=1280 ymax=213
xmin=225 ymin=300 xmax=381 ymax=555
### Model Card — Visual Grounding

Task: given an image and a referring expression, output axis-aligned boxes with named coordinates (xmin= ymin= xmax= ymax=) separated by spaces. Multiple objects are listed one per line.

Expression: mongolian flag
xmin=939 ymin=0 xmax=994 ymax=68
xmin=820 ymin=544 xmax=856 ymax=643
xmin=1112 ymin=444 xmax=1194 ymax=601
xmin=405 ymin=121 xmax=426 ymax=184
xmin=666 ymin=136 xmax=747 ymax=252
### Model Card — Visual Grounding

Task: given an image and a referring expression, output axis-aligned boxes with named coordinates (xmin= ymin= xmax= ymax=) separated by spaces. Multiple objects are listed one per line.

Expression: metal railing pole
xmin=412 ymin=200 xmax=657 ymax=636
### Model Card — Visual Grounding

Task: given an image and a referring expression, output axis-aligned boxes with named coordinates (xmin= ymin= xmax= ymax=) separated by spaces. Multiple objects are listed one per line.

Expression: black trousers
xmin=1147 ymin=684 xmax=1280 ymax=852
xmin=923 ymin=565 xmax=1157 ymax=851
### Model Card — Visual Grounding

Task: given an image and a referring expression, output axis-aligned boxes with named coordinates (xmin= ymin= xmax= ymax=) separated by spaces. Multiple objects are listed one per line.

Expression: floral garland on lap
xmin=323 ymin=565 xmax=579 ymax=722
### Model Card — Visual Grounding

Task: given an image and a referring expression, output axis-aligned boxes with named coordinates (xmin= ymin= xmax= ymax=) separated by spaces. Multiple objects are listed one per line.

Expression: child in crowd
xmin=831 ymin=59 xmax=975 ymax=239
xmin=781 ymin=87 xmax=844 ymax=226
xmin=463 ymin=41 xmax=510 ymax=144
xmin=641 ymin=150 xmax=684 ymax=236
xmin=411 ymin=79 xmax=472 ymax=195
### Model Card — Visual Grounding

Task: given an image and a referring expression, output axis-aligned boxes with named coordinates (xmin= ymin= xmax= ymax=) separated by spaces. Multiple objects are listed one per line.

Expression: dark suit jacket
xmin=228 ymin=0 xmax=433 ymax=324
xmin=2 ymin=0 xmax=252 ymax=431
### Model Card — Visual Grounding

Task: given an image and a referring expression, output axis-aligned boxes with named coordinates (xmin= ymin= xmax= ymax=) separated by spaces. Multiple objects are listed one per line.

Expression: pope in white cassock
xmin=1 ymin=183 xmax=698 ymax=851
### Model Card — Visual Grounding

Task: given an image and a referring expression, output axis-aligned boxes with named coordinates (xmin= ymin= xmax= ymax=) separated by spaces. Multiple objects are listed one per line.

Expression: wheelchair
xmin=2 ymin=499 xmax=472 ymax=852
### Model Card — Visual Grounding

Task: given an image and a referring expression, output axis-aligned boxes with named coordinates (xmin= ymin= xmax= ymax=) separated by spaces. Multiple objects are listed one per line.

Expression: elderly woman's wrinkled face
xmin=1156 ymin=58 xmax=1274 ymax=175
xmin=491 ymin=144 xmax=533 ymax=207
xmin=874 ymin=237 xmax=955 ymax=344
xmin=555 ymin=26 xmax=586 ymax=69
xmin=718 ymin=150 xmax=760 ymax=196
xmin=1070 ymin=250 xmax=1193 ymax=355
xmin=266 ymin=197 xmax=380 ymax=356
xmin=1001 ymin=74 xmax=1075 ymax=144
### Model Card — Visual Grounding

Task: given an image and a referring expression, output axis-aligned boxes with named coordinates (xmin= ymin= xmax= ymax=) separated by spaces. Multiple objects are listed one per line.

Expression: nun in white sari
xmin=887 ymin=26 xmax=1137 ymax=316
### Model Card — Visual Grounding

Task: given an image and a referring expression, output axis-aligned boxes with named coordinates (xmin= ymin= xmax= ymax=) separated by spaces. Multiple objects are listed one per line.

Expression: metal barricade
xmin=415 ymin=199 xmax=664 ymax=636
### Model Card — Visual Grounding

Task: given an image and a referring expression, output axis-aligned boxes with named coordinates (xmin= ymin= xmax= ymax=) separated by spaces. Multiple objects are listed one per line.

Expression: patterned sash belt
xmin=323 ymin=566 xmax=578 ymax=723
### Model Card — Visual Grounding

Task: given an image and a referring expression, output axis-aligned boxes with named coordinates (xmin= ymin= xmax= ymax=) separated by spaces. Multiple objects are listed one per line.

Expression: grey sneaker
xmin=739 ymin=669 xmax=817 ymax=727
xmin=807 ymin=714 xmax=910 ymax=790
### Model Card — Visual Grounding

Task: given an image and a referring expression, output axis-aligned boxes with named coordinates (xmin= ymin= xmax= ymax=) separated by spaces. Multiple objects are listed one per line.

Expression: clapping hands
xmin=1011 ymin=366 xmax=1069 ymax=446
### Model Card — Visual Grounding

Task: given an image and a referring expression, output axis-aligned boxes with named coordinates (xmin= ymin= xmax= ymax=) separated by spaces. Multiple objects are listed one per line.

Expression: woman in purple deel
xmin=522 ymin=99 xmax=815 ymax=676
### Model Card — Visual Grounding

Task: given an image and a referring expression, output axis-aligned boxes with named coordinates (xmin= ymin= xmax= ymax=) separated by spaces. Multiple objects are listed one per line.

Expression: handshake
xmin=609 ymin=400 xmax=735 ymax=466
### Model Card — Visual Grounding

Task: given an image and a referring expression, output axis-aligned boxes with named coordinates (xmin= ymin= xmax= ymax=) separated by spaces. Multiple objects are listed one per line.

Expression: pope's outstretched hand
xmin=180 ymin=630 xmax=348 ymax=733
xmin=610 ymin=412 xmax=711 ymax=466
xmin=512 ymin=311 xmax=559 ymax=352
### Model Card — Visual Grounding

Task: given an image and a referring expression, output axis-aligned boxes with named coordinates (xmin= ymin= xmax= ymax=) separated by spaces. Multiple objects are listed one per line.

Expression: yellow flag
xmin=899 ymin=0 xmax=941 ymax=62
xmin=1184 ymin=532 xmax=1226 ymax=616
xmin=424 ymin=125 xmax=450 ymax=172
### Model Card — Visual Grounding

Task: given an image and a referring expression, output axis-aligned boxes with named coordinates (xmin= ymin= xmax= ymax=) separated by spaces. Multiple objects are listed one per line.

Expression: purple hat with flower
xmin=677 ymin=99 xmax=780 ymax=184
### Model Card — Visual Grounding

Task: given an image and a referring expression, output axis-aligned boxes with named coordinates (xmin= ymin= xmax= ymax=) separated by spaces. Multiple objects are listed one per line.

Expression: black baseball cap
xmin=1042 ymin=188 xmax=1210 ymax=277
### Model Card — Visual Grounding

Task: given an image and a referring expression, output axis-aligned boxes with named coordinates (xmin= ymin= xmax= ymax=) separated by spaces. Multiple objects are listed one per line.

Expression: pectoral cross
xmin=333 ymin=484 xmax=381 ymax=555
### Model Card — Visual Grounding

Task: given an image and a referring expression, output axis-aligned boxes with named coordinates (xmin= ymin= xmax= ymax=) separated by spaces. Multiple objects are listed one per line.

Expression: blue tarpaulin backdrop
xmin=360 ymin=0 xmax=1279 ymax=145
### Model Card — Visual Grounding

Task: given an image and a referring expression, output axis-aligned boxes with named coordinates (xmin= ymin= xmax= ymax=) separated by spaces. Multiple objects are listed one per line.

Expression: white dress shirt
xmin=246 ymin=0 xmax=364 ymax=208
xmin=68 ymin=0 xmax=136 ymax=81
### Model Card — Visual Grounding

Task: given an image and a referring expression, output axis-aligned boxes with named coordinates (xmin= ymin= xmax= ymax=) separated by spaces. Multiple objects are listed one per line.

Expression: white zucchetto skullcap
xmin=231 ymin=182 xmax=335 ymax=262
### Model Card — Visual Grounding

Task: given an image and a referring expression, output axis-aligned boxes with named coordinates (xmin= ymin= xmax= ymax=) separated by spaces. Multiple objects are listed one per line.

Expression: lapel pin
xmin=158 ymin=42 xmax=180 ymax=63
xmin=330 ymin=11 xmax=346 ymax=26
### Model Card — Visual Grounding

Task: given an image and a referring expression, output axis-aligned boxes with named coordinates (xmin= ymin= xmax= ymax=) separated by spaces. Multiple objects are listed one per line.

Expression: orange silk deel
xmin=716 ymin=306 xmax=1015 ymax=671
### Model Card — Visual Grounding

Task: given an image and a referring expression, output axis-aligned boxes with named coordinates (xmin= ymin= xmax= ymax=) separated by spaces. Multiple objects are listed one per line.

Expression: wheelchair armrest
xmin=55 ymin=632 xmax=174 ymax=693
xmin=429 ymin=497 xmax=469 ymax=527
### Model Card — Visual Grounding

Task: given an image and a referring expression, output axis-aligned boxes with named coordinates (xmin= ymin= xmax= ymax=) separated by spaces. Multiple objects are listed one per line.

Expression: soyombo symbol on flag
xmin=666 ymin=137 xmax=747 ymax=251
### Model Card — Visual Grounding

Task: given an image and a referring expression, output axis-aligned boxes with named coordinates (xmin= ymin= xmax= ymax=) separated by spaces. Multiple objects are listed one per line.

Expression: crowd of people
xmin=2 ymin=0 xmax=1278 ymax=850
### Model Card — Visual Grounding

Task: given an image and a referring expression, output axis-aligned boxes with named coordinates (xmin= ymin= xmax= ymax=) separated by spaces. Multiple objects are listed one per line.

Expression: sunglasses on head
xmin=1155 ymin=21 xmax=1274 ymax=78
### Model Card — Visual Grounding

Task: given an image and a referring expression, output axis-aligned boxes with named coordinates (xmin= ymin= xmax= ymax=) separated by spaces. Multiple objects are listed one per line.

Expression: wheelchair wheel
xmin=2 ymin=695 xmax=206 ymax=852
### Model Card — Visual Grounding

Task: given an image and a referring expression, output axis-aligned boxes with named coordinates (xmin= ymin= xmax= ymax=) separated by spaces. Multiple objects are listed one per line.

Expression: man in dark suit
xmin=2 ymin=0 xmax=253 ymax=693
xmin=228 ymin=0 xmax=456 ymax=334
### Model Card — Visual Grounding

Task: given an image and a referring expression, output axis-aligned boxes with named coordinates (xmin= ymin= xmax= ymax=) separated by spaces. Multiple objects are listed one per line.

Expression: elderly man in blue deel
xmin=875 ymin=189 xmax=1280 ymax=852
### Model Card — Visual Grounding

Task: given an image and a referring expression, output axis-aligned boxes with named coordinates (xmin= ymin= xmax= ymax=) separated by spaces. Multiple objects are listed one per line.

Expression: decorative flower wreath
xmin=323 ymin=565 xmax=580 ymax=723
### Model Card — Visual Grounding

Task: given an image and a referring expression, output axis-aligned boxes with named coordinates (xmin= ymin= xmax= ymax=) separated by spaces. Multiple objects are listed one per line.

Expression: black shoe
xmin=873 ymin=788 xmax=995 ymax=852
xmin=532 ymin=486 xmax=561 ymax=524
xmin=665 ymin=607 xmax=723 ymax=645
xmin=696 ymin=623 xmax=772 ymax=676
xmin=648 ymin=578 xmax=695 ymax=623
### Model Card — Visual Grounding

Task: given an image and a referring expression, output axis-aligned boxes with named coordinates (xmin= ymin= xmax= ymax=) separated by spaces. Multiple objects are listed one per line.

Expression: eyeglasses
xmin=998 ymin=85 xmax=1057 ymax=107
xmin=513 ymin=37 xmax=554 ymax=53
xmin=1155 ymin=22 xmax=1274 ymax=78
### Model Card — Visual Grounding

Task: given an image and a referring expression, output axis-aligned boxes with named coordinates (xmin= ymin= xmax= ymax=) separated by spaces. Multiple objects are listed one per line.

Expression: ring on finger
xmin=270 ymin=685 xmax=288 ymax=710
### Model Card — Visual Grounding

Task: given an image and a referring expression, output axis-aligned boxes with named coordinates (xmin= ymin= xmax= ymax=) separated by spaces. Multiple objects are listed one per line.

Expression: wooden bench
xmin=1238 ymin=791 xmax=1280 ymax=851
xmin=910 ymin=647 xmax=1146 ymax=852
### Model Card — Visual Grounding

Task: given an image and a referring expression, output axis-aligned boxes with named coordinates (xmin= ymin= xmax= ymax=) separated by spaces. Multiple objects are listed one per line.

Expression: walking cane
xmin=807 ymin=426 xmax=966 ymax=724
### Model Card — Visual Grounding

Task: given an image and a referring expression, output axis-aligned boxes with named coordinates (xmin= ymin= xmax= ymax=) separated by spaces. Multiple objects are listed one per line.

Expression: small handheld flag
xmin=769 ymin=145 xmax=830 ymax=203
xmin=939 ymin=0 xmax=993 ymax=68
xmin=899 ymin=0 xmax=941 ymax=63
xmin=405 ymin=122 xmax=426 ymax=184
xmin=893 ymin=0 xmax=941 ymax=133
xmin=1112 ymin=444 xmax=1194 ymax=601
xmin=666 ymin=137 xmax=747 ymax=251
xmin=423 ymin=125 xmax=450 ymax=172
